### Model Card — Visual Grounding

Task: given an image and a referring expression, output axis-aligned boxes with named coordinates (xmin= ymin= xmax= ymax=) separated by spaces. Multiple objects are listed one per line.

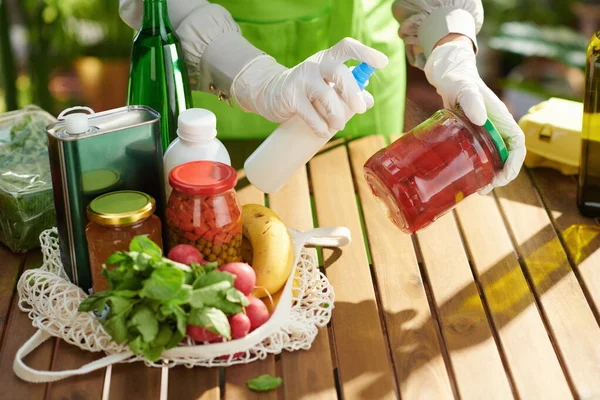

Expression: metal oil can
xmin=47 ymin=106 xmax=166 ymax=292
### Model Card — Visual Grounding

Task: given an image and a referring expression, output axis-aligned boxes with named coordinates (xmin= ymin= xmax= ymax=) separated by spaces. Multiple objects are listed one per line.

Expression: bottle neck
xmin=140 ymin=0 xmax=173 ymax=34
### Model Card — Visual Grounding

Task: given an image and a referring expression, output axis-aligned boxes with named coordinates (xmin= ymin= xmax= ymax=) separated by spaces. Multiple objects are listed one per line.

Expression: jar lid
xmin=87 ymin=190 xmax=155 ymax=226
xmin=169 ymin=161 xmax=237 ymax=195
xmin=483 ymin=119 xmax=509 ymax=164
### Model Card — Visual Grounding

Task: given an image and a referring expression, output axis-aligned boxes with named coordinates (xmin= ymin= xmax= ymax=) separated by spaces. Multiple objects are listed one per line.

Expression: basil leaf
xmin=78 ymin=296 xmax=103 ymax=312
xmin=188 ymin=307 xmax=230 ymax=340
xmin=246 ymin=375 xmax=283 ymax=392
xmin=226 ymin=288 xmax=250 ymax=306
xmin=103 ymin=310 xmax=129 ymax=343
xmin=106 ymin=252 xmax=131 ymax=266
xmin=160 ymin=304 xmax=187 ymax=336
xmin=128 ymin=305 xmax=159 ymax=342
xmin=211 ymin=297 xmax=243 ymax=315
xmin=129 ymin=235 xmax=162 ymax=258
xmin=142 ymin=343 xmax=164 ymax=362
xmin=128 ymin=335 xmax=143 ymax=355
xmin=165 ymin=330 xmax=185 ymax=349
xmin=192 ymin=270 xmax=234 ymax=289
xmin=107 ymin=296 xmax=133 ymax=315
xmin=189 ymin=281 xmax=232 ymax=307
xmin=154 ymin=324 xmax=174 ymax=347
xmin=140 ymin=267 xmax=187 ymax=301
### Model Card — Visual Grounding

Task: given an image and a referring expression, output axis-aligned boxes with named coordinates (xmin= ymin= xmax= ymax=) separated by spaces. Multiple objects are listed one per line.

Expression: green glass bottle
xmin=577 ymin=30 xmax=600 ymax=217
xmin=127 ymin=0 xmax=192 ymax=152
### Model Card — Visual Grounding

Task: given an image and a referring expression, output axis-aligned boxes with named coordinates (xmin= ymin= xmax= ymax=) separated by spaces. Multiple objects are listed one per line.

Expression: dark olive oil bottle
xmin=578 ymin=30 xmax=600 ymax=217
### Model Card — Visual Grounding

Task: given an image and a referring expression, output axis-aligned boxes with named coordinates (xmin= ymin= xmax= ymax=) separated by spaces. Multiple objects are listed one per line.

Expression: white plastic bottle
xmin=244 ymin=63 xmax=376 ymax=193
xmin=163 ymin=108 xmax=231 ymax=196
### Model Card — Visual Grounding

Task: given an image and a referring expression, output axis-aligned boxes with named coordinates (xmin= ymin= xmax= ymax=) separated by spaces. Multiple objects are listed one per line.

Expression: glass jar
xmin=364 ymin=109 xmax=508 ymax=234
xmin=86 ymin=190 xmax=162 ymax=293
xmin=165 ymin=161 xmax=242 ymax=265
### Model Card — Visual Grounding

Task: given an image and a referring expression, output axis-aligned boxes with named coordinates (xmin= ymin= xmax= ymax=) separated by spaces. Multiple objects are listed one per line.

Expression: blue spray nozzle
xmin=352 ymin=62 xmax=376 ymax=91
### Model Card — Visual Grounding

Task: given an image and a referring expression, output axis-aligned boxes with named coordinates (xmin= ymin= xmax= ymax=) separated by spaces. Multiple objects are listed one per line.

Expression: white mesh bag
xmin=13 ymin=226 xmax=351 ymax=382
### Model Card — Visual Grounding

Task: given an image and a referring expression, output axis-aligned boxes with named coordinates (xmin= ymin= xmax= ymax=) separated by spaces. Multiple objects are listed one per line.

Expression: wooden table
xmin=1 ymin=136 xmax=600 ymax=400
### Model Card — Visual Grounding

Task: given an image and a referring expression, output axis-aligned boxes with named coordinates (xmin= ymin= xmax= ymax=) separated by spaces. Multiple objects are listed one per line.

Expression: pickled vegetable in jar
xmin=86 ymin=191 xmax=162 ymax=293
xmin=165 ymin=161 xmax=242 ymax=265
xmin=364 ymin=109 xmax=508 ymax=234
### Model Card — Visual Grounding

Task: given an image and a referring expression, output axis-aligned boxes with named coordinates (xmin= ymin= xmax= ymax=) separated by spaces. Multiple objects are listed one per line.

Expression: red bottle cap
xmin=169 ymin=161 xmax=237 ymax=195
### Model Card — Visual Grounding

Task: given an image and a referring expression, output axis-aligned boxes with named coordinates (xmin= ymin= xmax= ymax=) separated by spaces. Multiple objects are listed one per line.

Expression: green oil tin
xmin=46 ymin=106 xmax=166 ymax=292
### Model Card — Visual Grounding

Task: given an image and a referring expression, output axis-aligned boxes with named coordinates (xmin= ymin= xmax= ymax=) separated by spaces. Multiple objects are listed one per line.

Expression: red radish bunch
xmin=166 ymin=253 xmax=271 ymax=345
xmin=167 ymin=244 xmax=204 ymax=265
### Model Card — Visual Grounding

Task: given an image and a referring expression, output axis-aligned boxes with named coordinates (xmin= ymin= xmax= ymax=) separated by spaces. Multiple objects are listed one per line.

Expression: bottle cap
xmin=483 ymin=119 xmax=509 ymax=164
xmin=64 ymin=113 xmax=90 ymax=135
xmin=87 ymin=190 xmax=155 ymax=226
xmin=352 ymin=63 xmax=376 ymax=91
xmin=177 ymin=108 xmax=217 ymax=142
xmin=169 ymin=161 xmax=237 ymax=195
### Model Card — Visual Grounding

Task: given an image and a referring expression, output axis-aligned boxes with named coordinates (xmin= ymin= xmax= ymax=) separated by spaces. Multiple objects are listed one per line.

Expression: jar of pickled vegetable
xmin=86 ymin=190 xmax=162 ymax=293
xmin=165 ymin=161 xmax=242 ymax=265
xmin=364 ymin=109 xmax=508 ymax=234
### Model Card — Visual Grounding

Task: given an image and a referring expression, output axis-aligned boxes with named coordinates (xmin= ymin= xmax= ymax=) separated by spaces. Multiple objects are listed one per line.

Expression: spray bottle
xmin=244 ymin=62 xmax=376 ymax=193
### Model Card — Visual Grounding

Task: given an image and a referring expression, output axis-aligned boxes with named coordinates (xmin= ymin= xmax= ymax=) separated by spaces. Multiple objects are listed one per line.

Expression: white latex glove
xmin=424 ymin=40 xmax=526 ymax=192
xmin=232 ymin=38 xmax=389 ymax=138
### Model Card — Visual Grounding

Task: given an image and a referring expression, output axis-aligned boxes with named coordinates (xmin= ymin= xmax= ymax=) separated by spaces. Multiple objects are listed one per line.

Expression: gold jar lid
xmin=87 ymin=190 xmax=155 ymax=226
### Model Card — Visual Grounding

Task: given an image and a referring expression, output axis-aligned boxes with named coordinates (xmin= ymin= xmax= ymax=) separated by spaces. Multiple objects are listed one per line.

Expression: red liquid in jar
xmin=364 ymin=110 xmax=504 ymax=234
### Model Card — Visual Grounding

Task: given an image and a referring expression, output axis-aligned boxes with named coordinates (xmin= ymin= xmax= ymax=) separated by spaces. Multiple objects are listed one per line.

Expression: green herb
xmin=246 ymin=375 xmax=283 ymax=392
xmin=0 ymin=109 xmax=57 ymax=252
xmin=78 ymin=235 xmax=249 ymax=362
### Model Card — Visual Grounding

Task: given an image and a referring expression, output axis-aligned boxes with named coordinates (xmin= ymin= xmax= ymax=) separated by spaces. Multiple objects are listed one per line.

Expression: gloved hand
xmin=232 ymin=38 xmax=389 ymax=138
xmin=424 ymin=40 xmax=526 ymax=193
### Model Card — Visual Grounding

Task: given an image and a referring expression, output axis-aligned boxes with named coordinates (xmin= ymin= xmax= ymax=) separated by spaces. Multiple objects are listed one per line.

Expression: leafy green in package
xmin=0 ymin=106 xmax=57 ymax=252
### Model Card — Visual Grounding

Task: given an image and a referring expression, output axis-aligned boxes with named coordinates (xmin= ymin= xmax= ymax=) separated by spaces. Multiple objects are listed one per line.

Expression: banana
xmin=242 ymin=204 xmax=294 ymax=298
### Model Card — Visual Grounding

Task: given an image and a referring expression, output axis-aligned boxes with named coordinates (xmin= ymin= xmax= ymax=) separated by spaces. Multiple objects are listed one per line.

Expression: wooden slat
xmin=109 ymin=363 xmax=161 ymax=400
xmin=529 ymin=169 xmax=600 ymax=314
xmin=348 ymin=135 xmax=455 ymax=399
xmin=46 ymin=341 xmax=105 ymax=400
xmin=310 ymin=143 xmax=397 ymax=399
xmin=0 ymin=251 xmax=55 ymax=400
xmin=0 ymin=246 xmax=24 ymax=346
xmin=268 ymin=167 xmax=337 ymax=400
xmin=168 ymin=366 xmax=220 ymax=400
xmin=417 ymin=214 xmax=514 ymax=400
xmin=496 ymin=171 xmax=600 ymax=397
xmin=455 ymin=193 xmax=573 ymax=399
xmin=223 ymin=174 xmax=277 ymax=400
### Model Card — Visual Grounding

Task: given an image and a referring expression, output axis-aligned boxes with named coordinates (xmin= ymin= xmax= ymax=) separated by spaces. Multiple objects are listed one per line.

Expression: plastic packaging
xmin=86 ymin=191 xmax=162 ymax=293
xmin=244 ymin=63 xmax=376 ymax=193
xmin=0 ymin=106 xmax=57 ymax=252
xmin=163 ymin=108 xmax=230 ymax=196
xmin=165 ymin=161 xmax=242 ymax=265
xmin=519 ymin=97 xmax=583 ymax=175
xmin=364 ymin=108 xmax=508 ymax=234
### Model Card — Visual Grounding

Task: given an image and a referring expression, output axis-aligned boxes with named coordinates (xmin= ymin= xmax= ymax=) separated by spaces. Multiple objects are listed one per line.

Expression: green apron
xmin=192 ymin=0 xmax=406 ymax=139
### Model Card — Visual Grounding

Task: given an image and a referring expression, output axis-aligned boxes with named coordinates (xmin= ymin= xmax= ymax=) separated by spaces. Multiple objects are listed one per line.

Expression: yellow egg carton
xmin=519 ymin=97 xmax=583 ymax=175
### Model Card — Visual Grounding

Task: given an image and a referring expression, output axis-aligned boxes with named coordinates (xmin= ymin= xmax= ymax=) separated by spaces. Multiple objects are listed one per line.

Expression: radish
xmin=246 ymin=296 xmax=270 ymax=331
xmin=168 ymin=244 xmax=204 ymax=265
xmin=219 ymin=262 xmax=256 ymax=296
xmin=186 ymin=324 xmax=220 ymax=342
xmin=229 ymin=313 xmax=251 ymax=339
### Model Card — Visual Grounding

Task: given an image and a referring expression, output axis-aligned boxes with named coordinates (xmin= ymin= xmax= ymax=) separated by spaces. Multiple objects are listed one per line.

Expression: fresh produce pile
xmin=79 ymin=203 xmax=296 ymax=362
xmin=0 ymin=107 xmax=57 ymax=252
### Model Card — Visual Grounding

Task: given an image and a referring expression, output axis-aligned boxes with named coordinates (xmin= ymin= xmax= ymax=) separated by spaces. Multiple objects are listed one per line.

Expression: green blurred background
xmin=0 ymin=0 xmax=598 ymax=119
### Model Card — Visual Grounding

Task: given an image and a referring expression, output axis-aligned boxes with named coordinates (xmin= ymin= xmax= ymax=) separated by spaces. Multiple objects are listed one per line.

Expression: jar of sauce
xmin=165 ymin=161 xmax=242 ymax=265
xmin=364 ymin=109 xmax=508 ymax=234
xmin=86 ymin=190 xmax=162 ymax=293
